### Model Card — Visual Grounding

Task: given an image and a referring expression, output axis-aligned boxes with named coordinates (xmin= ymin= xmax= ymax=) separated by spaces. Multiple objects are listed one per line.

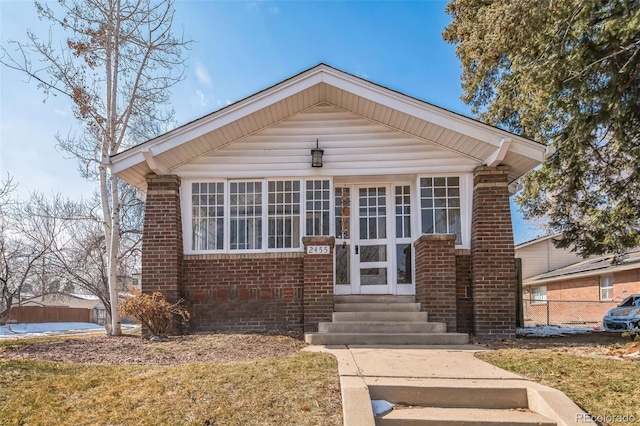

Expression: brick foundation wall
xmin=471 ymin=166 xmax=516 ymax=338
xmin=414 ymin=234 xmax=457 ymax=331
xmin=455 ymin=251 xmax=474 ymax=334
xmin=142 ymin=174 xmax=184 ymax=304
xmin=302 ymin=236 xmax=335 ymax=332
xmin=183 ymin=253 xmax=304 ymax=332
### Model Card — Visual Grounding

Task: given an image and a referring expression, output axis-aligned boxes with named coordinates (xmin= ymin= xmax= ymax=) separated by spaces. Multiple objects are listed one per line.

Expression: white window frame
xmin=304 ymin=179 xmax=333 ymax=237
xmin=266 ymin=179 xmax=301 ymax=250
xmin=182 ymin=178 xmax=333 ymax=254
xmin=416 ymin=174 xmax=471 ymax=249
xmin=530 ymin=286 xmax=547 ymax=304
xmin=600 ymin=276 xmax=613 ymax=301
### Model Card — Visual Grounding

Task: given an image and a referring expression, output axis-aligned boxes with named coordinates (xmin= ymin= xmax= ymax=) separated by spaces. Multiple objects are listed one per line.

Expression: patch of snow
xmin=371 ymin=400 xmax=395 ymax=416
xmin=0 ymin=322 xmax=138 ymax=339
xmin=517 ymin=325 xmax=597 ymax=337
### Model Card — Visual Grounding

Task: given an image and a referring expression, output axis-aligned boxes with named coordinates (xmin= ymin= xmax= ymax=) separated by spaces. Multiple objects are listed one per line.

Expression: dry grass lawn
xmin=477 ymin=340 xmax=640 ymax=426
xmin=0 ymin=334 xmax=342 ymax=426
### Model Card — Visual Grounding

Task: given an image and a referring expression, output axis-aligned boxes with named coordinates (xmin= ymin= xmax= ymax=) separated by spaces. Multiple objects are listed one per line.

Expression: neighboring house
xmin=110 ymin=64 xmax=547 ymax=337
xmin=516 ymin=235 xmax=640 ymax=326
xmin=8 ymin=293 xmax=106 ymax=324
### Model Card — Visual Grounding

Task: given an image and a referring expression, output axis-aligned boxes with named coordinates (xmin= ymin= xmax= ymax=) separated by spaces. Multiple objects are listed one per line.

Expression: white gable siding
xmin=173 ymin=105 xmax=481 ymax=179
xmin=516 ymin=238 xmax=583 ymax=279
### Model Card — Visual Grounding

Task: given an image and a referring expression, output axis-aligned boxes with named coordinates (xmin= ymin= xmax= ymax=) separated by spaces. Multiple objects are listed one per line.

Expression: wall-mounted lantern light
xmin=311 ymin=139 xmax=324 ymax=167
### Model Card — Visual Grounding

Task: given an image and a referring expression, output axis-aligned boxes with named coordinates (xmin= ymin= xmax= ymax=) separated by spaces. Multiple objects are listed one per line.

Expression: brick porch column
xmin=142 ymin=174 xmax=184 ymax=307
xmin=414 ymin=234 xmax=457 ymax=331
xmin=471 ymin=166 xmax=516 ymax=338
xmin=302 ymin=236 xmax=335 ymax=332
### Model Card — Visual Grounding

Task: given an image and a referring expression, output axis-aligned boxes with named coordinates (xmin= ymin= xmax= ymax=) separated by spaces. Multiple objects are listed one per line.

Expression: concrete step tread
xmin=335 ymin=295 xmax=416 ymax=303
xmin=334 ymin=303 xmax=422 ymax=312
xmin=305 ymin=332 xmax=469 ymax=345
xmin=333 ymin=311 xmax=430 ymax=322
xmin=319 ymin=321 xmax=446 ymax=333
xmin=368 ymin=382 xmax=528 ymax=409
xmin=376 ymin=407 xmax=556 ymax=426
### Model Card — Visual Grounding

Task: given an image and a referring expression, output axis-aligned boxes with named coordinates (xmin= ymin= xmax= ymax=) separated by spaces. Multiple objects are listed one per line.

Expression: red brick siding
xmin=183 ymin=254 xmax=304 ymax=332
xmin=524 ymin=269 xmax=640 ymax=325
xmin=471 ymin=166 xmax=516 ymax=338
xmin=142 ymin=174 xmax=184 ymax=304
xmin=456 ymin=251 xmax=474 ymax=333
xmin=414 ymin=234 xmax=457 ymax=331
xmin=302 ymin=237 xmax=335 ymax=332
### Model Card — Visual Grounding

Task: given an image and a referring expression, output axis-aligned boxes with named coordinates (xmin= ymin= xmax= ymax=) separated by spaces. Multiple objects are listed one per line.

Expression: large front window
xmin=419 ymin=177 xmax=461 ymax=244
xmin=189 ymin=179 xmax=330 ymax=252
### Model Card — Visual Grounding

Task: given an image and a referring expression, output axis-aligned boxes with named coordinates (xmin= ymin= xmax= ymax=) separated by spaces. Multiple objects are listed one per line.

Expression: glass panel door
xmin=355 ymin=186 xmax=391 ymax=294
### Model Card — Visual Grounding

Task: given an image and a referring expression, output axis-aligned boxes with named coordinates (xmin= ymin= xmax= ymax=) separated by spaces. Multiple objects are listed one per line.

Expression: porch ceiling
xmin=111 ymin=64 xmax=546 ymax=191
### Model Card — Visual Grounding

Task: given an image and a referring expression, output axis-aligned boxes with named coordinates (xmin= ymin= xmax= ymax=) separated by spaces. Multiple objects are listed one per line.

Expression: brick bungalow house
xmin=517 ymin=235 xmax=640 ymax=326
xmin=109 ymin=64 xmax=547 ymax=339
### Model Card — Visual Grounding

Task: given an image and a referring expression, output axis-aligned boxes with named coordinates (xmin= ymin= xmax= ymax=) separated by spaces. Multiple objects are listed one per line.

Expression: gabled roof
xmin=110 ymin=63 xmax=548 ymax=191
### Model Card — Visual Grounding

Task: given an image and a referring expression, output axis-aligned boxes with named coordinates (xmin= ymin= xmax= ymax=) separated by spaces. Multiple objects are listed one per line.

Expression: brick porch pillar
xmin=302 ymin=236 xmax=335 ymax=332
xmin=414 ymin=234 xmax=457 ymax=331
xmin=142 ymin=174 xmax=184 ymax=308
xmin=471 ymin=166 xmax=516 ymax=338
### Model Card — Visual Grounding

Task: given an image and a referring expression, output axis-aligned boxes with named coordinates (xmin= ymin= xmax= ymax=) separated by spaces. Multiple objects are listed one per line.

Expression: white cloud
xmin=196 ymin=90 xmax=209 ymax=107
xmin=195 ymin=63 xmax=212 ymax=88
xmin=245 ymin=1 xmax=279 ymax=15
xmin=225 ymin=100 xmax=232 ymax=106
xmin=53 ymin=109 xmax=67 ymax=117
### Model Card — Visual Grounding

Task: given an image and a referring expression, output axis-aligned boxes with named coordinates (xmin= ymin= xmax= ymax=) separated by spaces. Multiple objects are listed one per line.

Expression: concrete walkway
xmin=304 ymin=344 xmax=595 ymax=426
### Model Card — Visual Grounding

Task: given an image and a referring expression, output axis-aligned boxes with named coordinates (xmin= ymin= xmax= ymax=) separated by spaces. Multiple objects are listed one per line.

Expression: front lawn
xmin=477 ymin=341 xmax=640 ymax=426
xmin=0 ymin=334 xmax=342 ymax=426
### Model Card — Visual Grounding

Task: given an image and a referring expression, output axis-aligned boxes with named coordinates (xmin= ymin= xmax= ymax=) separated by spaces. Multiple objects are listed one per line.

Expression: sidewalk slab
xmin=304 ymin=344 xmax=595 ymax=426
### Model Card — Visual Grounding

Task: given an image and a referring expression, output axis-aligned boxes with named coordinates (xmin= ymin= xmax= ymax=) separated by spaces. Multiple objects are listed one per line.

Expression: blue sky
xmin=0 ymin=0 xmax=542 ymax=243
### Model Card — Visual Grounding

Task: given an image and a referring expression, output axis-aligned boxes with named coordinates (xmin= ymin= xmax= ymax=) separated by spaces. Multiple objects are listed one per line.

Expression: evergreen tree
xmin=444 ymin=0 xmax=640 ymax=258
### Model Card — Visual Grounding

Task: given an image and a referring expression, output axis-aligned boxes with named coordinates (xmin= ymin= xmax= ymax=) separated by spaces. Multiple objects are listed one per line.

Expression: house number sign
xmin=307 ymin=245 xmax=330 ymax=255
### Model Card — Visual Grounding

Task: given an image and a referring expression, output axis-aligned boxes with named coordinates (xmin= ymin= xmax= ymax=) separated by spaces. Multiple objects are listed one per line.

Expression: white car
xmin=603 ymin=294 xmax=640 ymax=331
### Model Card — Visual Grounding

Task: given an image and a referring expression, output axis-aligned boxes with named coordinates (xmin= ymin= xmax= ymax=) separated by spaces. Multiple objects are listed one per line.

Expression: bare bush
xmin=120 ymin=291 xmax=189 ymax=337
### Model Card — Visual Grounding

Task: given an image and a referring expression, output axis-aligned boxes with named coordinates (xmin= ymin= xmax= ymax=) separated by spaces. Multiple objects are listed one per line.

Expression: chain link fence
xmin=522 ymin=299 xmax=618 ymax=328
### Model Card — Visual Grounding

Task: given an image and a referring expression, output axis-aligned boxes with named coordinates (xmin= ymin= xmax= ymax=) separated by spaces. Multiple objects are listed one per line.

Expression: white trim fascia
xmin=523 ymin=261 xmax=640 ymax=287
xmin=112 ymin=64 xmax=547 ymax=174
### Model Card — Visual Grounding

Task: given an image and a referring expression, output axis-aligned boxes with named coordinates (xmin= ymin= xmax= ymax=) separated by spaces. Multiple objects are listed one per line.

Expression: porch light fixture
xmin=311 ymin=139 xmax=324 ymax=167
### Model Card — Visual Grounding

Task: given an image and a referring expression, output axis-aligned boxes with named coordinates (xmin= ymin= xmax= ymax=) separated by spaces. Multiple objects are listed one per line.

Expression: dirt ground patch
xmin=473 ymin=331 xmax=640 ymax=360
xmin=0 ymin=333 xmax=307 ymax=364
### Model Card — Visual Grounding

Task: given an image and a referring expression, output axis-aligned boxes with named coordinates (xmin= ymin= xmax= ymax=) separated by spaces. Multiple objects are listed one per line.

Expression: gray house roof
xmin=524 ymin=250 xmax=640 ymax=287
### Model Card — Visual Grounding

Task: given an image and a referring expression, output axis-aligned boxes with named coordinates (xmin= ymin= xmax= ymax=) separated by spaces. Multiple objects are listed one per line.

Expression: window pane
xmin=230 ymin=181 xmax=262 ymax=250
xmin=397 ymin=244 xmax=412 ymax=284
xmin=360 ymin=268 xmax=387 ymax=285
xmin=360 ymin=245 xmax=387 ymax=262
xmin=335 ymin=188 xmax=351 ymax=239
xmin=305 ymin=180 xmax=331 ymax=236
xmin=191 ymin=181 xmax=224 ymax=250
xmin=335 ymin=244 xmax=350 ymax=285
xmin=419 ymin=176 xmax=461 ymax=242
xmin=268 ymin=180 xmax=301 ymax=248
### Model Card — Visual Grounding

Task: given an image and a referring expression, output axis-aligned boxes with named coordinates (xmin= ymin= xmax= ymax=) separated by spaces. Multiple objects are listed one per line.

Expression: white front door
xmin=354 ymin=186 xmax=392 ymax=294
xmin=334 ymin=183 xmax=415 ymax=295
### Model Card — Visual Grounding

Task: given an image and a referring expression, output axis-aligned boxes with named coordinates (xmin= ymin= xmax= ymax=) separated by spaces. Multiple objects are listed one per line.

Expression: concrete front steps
xmin=305 ymin=295 xmax=469 ymax=345
xmin=370 ymin=379 xmax=557 ymax=426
